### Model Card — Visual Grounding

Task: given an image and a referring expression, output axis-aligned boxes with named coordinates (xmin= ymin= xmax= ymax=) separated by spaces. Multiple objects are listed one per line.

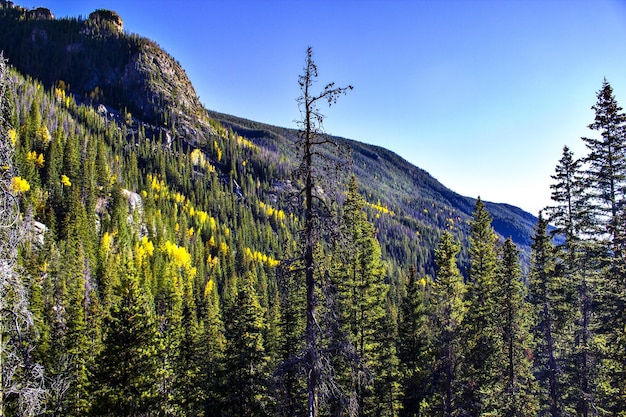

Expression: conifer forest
xmin=0 ymin=3 xmax=625 ymax=417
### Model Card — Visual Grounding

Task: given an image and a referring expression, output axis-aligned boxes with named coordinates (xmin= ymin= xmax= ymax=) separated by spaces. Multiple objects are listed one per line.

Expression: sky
xmin=23 ymin=0 xmax=626 ymax=215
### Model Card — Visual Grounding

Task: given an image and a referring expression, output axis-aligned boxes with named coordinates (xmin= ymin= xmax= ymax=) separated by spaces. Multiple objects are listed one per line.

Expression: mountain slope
xmin=0 ymin=1 xmax=536 ymax=275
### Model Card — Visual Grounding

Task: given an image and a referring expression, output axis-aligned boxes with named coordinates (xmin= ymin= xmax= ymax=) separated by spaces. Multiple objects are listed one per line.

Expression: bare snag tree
xmin=293 ymin=46 xmax=352 ymax=417
xmin=0 ymin=53 xmax=46 ymax=417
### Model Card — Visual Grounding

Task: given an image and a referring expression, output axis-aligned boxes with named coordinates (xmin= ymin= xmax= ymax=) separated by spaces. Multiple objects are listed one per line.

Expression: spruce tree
xmin=460 ymin=197 xmax=499 ymax=415
xmin=333 ymin=175 xmax=396 ymax=416
xmin=581 ymin=79 xmax=626 ymax=247
xmin=528 ymin=213 xmax=562 ymax=417
xmin=397 ymin=266 xmax=431 ymax=417
xmin=222 ymin=272 xmax=270 ymax=417
xmin=491 ymin=238 xmax=537 ymax=416
xmin=546 ymin=145 xmax=594 ymax=415
xmin=429 ymin=231 xmax=465 ymax=417
xmin=92 ymin=261 xmax=162 ymax=417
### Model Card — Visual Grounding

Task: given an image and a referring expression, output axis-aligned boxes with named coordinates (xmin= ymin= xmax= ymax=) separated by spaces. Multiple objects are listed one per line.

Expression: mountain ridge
xmin=0 ymin=2 xmax=537 ymax=272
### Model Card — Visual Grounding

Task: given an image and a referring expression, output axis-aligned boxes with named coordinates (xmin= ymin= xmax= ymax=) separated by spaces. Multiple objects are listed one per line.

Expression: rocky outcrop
xmin=121 ymin=40 xmax=203 ymax=126
xmin=81 ymin=9 xmax=123 ymax=37
xmin=29 ymin=7 xmax=53 ymax=20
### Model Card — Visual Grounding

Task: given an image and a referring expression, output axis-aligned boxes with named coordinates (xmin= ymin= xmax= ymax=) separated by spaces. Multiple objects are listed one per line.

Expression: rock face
xmin=121 ymin=40 xmax=203 ymax=125
xmin=30 ymin=7 xmax=53 ymax=20
xmin=83 ymin=9 xmax=123 ymax=36
xmin=0 ymin=5 xmax=204 ymax=130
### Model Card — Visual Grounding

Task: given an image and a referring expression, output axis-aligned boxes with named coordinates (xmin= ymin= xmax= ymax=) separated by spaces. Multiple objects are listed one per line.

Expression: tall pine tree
xmin=460 ymin=197 xmax=499 ymax=416
xmin=428 ymin=231 xmax=465 ymax=417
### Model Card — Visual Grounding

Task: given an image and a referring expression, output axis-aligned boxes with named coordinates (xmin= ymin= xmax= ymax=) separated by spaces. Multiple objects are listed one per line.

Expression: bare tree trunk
xmin=304 ymin=92 xmax=318 ymax=417
xmin=295 ymin=47 xmax=351 ymax=417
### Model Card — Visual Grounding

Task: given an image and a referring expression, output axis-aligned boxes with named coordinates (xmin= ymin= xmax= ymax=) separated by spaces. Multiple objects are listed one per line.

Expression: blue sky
xmin=27 ymin=0 xmax=626 ymax=215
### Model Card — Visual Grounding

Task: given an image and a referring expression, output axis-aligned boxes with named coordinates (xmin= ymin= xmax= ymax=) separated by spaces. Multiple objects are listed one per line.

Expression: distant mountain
xmin=0 ymin=1 xmax=537 ymax=275
xmin=206 ymin=111 xmax=537 ymax=269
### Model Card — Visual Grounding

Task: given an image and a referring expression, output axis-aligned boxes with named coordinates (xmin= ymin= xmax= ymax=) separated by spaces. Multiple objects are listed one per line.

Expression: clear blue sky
xmin=26 ymin=0 xmax=626 ymax=215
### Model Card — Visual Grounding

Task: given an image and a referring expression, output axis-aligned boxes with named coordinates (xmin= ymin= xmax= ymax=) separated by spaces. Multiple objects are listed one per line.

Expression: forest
xmin=0 ymin=3 xmax=626 ymax=417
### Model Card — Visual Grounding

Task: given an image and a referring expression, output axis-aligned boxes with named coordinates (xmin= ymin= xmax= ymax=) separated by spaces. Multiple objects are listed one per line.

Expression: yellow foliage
xmin=8 ymin=129 xmax=16 ymax=146
xmin=366 ymin=199 xmax=395 ymax=216
xmin=187 ymin=227 xmax=194 ymax=238
xmin=36 ymin=125 xmax=51 ymax=144
xmin=189 ymin=148 xmax=215 ymax=172
xmin=206 ymin=253 xmax=218 ymax=268
xmin=135 ymin=236 xmax=155 ymax=265
xmin=258 ymin=201 xmax=286 ymax=223
xmin=27 ymin=151 xmax=45 ymax=168
xmin=204 ymin=279 xmax=215 ymax=299
xmin=163 ymin=240 xmax=194 ymax=274
xmin=208 ymin=236 xmax=216 ymax=247
xmin=219 ymin=241 xmax=229 ymax=256
xmin=60 ymin=174 xmax=71 ymax=187
xmin=196 ymin=210 xmax=208 ymax=225
xmin=101 ymin=232 xmax=112 ymax=250
xmin=11 ymin=176 xmax=30 ymax=193
xmin=244 ymin=247 xmax=280 ymax=268
xmin=35 ymin=153 xmax=45 ymax=168
xmin=173 ymin=192 xmax=185 ymax=204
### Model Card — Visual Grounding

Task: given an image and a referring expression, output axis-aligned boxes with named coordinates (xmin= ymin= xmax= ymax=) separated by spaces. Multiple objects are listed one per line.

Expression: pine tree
xmin=429 ymin=231 xmax=465 ymax=417
xmin=222 ymin=272 xmax=270 ymax=417
xmin=528 ymin=213 xmax=562 ymax=417
xmin=397 ymin=266 xmax=431 ymax=417
xmin=460 ymin=197 xmax=499 ymax=415
xmin=581 ymin=80 xmax=626 ymax=414
xmin=334 ymin=175 xmax=396 ymax=416
xmin=491 ymin=239 xmax=537 ymax=417
xmin=199 ymin=274 xmax=225 ymax=415
xmin=92 ymin=260 xmax=162 ymax=417
xmin=546 ymin=145 xmax=595 ymax=415
xmin=581 ymin=79 xmax=626 ymax=247
xmin=274 ymin=260 xmax=306 ymax=417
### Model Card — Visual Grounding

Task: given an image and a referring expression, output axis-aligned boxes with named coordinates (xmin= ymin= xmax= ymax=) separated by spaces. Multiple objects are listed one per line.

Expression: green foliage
xmin=92 ymin=262 xmax=162 ymax=416
xmin=429 ymin=231 xmax=466 ymax=416
xmin=460 ymin=197 xmax=500 ymax=415
xmin=3 ymin=5 xmax=626 ymax=416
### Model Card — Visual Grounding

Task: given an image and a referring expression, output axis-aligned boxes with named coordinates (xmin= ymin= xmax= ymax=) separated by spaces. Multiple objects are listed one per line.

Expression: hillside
xmin=0 ymin=1 xmax=536 ymax=276
xmin=4 ymin=3 xmax=626 ymax=416
xmin=9 ymin=3 xmax=618 ymax=417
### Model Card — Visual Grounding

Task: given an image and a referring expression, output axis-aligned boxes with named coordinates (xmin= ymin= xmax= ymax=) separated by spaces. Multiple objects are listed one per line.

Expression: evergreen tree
xmin=222 ymin=272 xmax=270 ymax=417
xmin=546 ymin=145 xmax=594 ymax=415
xmin=581 ymin=80 xmax=626 ymax=414
xmin=460 ymin=197 xmax=499 ymax=416
xmin=274 ymin=261 xmax=306 ymax=417
xmin=333 ymin=175 xmax=397 ymax=416
xmin=581 ymin=79 xmax=626 ymax=247
xmin=490 ymin=239 xmax=537 ymax=417
xmin=397 ymin=266 xmax=431 ymax=417
xmin=528 ymin=213 xmax=562 ymax=417
xmin=428 ymin=231 xmax=465 ymax=417
xmin=199 ymin=275 xmax=225 ymax=415
xmin=92 ymin=261 xmax=162 ymax=417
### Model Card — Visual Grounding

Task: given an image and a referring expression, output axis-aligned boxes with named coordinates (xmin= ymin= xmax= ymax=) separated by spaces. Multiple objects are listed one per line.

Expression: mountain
xmin=0 ymin=0 xmax=536 ymax=278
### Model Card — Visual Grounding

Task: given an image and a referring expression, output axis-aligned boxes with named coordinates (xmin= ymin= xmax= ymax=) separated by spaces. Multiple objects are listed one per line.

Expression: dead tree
xmin=293 ymin=46 xmax=352 ymax=417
